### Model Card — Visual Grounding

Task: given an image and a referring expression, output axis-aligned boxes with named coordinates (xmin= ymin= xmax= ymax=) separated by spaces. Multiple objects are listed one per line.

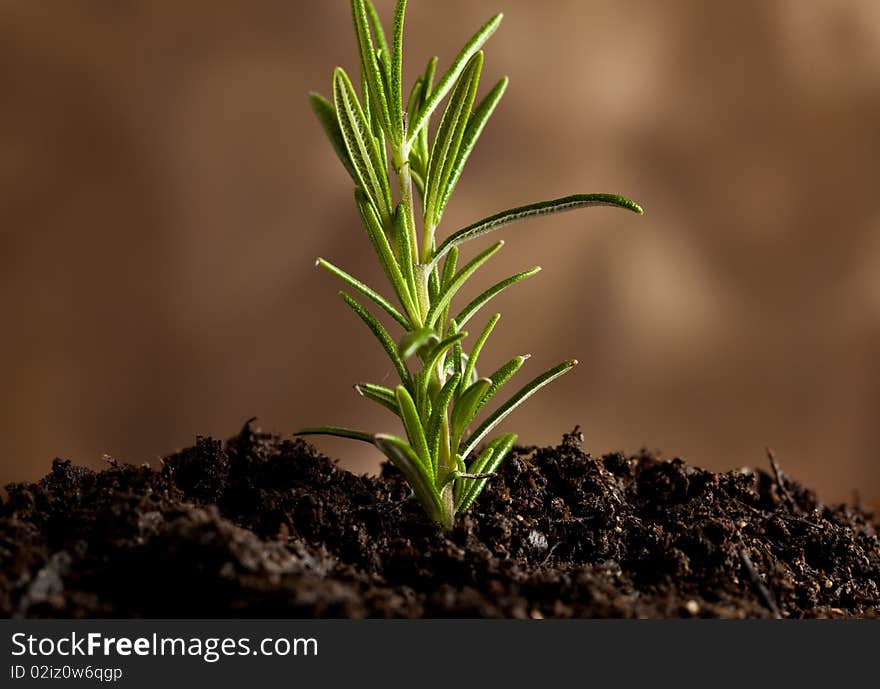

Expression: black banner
xmin=2 ymin=619 xmax=876 ymax=686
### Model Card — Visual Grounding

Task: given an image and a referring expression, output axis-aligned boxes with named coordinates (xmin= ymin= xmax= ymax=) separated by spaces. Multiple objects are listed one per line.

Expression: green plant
xmin=297 ymin=0 xmax=642 ymax=528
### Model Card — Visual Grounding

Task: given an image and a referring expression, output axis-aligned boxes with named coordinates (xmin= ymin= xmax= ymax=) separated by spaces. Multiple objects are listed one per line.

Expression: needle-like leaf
xmin=426 ymin=372 xmax=461 ymax=461
xmin=410 ymin=165 xmax=426 ymax=200
xmin=454 ymin=449 xmax=487 ymax=508
xmin=416 ymin=56 xmax=438 ymax=159
xmin=438 ymin=76 xmax=508 ymax=214
xmin=355 ymin=191 xmax=418 ymax=322
xmin=474 ymin=354 xmax=529 ymax=415
xmin=440 ymin=247 xmax=459 ymax=288
xmin=354 ymin=383 xmax=400 ymax=415
xmin=451 ymin=377 xmax=492 ymax=441
xmin=374 ymin=433 xmax=444 ymax=521
xmin=406 ymin=13 xmax=503 ymax=148
xmin=364 ymin=0 xmax=390 ymax=64
xmin=432 ymin=194 xmax=644 ymax=265
xmin=395 ymin=385 xmax=433 ymax=476
xmin=391 ymin=0 xmax=408 ymax=141
xmin=438 ymin=246 xmax=459 ymax=326
xmin=295 ymin=426 xmax=374 ymax=444
xmin=425 ymin=240 xmax=504 ymax=328
xmin=427 ymin=265 xmax=440 ymax=303
xmin=417 ymin=330 xmax=468 ymax=411
xmin=460 ymin=359 xmax=578 ymax=460
xmin=454 ymin=266 xmax=540 ymax=329
xmin=393 ymin=204 xmax=418 ymax=295
xmin=399 ymin=327 xmax=440 ymax=359
xmin=424 ymin=51 xmax=483 ymax=228
xmin=460 ymin=313 xmax=500 ymax=394
xmin=449 ymin=318 xmax=464 ymax=379
xmin=456 ymin=433 xmax=517 ymax=512
xmin=309 ymin=93 xmax=357 ymax=180
xmin=333 ymin=68 xmax=393 ymax=223
xmin=318 ymin=258 xmax=408 ymax=328
xmin=406 ymin=76 xmax=424 ymax=135
xmin=376 ymin=49 xmax=393 ymax=109
xmin=360 ymin=64 xmax=373 ymax=128
xmin=340 ymin=292 xmax=412 ymax=389
xmin=351 ymin=0 xmax=393 ymax=136
xmin=421 ymin=56 xmax=438 ymax=103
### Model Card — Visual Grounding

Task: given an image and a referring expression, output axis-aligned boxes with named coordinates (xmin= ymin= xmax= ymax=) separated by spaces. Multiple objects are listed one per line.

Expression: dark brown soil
xmin=2 ymin=422 xmax=878 ymax=618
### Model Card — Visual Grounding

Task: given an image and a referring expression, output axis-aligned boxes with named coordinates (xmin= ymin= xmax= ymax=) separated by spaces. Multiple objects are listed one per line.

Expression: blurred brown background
xmin=2 ymin=0 xmax=878 ymax=502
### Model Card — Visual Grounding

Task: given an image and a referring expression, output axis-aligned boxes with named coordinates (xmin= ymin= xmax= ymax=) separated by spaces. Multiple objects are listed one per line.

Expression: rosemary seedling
xmin=298 ymin=1 xmax=642 ymax=528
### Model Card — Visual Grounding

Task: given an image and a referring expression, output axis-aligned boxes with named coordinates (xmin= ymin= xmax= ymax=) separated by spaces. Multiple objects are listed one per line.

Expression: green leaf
xmin=406 ymin=13 xmax=503 ymax=148
xmin=451 ymin=377 xmax=491 ymax=442
xmin=426 ymin=372 xmax=461 ymax=461
xmin=295 ymin=426 xmax=374 ymax=444
xmin=460 ymin=359 xmax=577 ymax=460
xmin=425 ymin=240 xmax=504 ymax=328
xmin=398 ymin=326 xmax=440 ymax=359
xmin=317 ymin=258 xmax=409 ymax=329
xmin=450 ymin=318 xmax=464 ymax=382
xmin=364 ymin=0 xmax=390 ymax=64
xmin=354 ymin=383 xmax=399 ymax=415
xmin=427 ymin=263 xmax=440 ymax=303
xmin=424 ymin=51 xmax=483 ymax=229
xmin=470 ymin=433 xmax=517 ymax=476
xmin=410 ymin=164 xmax=426 ymax=200
xmin=421 ymin=56 xmax=438 ymax=102
xmin=375 ymin=49 xmax=392 ymax=108
xmin=360 ymin=64 xmax=373 ymax=127
xmin=456 ymin=433 xmax=517 ymax=513
xmin=417 ymin=330 xmax=468 ymax=409
xmin=439 ymin=76 xmax=508 ymax=214
xmin=454 ymin=266 xmax=540 ymax=329
xmin=393 ymin=203 xmax=418 ymax=296
xmin=417 ymin=56 xmax=438 ymax=158
xmin=406 ymin=76 xmax=424 ymax=135
xmin=374 ymin=433 xmax=443 ymax=521
xmin=432 ymin=193 xmax=645 ymax=265
xmin=360 ymin=70 xmax=386 ymax=141
xmin=308 ymin=93 xmax=357 ymax=180
xmin=351 ymin=0 xmax=393 ymax=136
xmin=339 ymin=291 xmax=412 ymax=388
xmin=394 ymin=386 xmax=433 ymax=477
xmin=391 ymin=0 xmax=408 ymax=141
xmin=460 ymin=313 xmax=500 ymax=394
xmin=333 ymin=68 xmax=393 ymax=223
xmin=355 ymin=191 xmax=419 ymax=323
xmin=426 ymin=330 xmax=468 ymax=371
xmin=475 ymin=355 xmax=529 ymax=415
xmin=440 ymin=246 xmax=459 ymax=288
xmin=452 ymin=451 xmax=469 ymax=506
xmin=439 ymin=246 xmax=459 ymax=327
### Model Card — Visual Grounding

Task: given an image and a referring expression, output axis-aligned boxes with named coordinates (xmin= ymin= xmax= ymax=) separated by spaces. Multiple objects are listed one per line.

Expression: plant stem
xmin=414 ymin=264 xmax=431 ymax=323
xmin=421 ymin=224 xmax=436 ymax=264
xmin=394 ymin=136 xmax=454 ymax=528
xmin=436 ymin=414 xmax=455 ymax=527
xmin=427 ymin=360 xmax=456 ymax=527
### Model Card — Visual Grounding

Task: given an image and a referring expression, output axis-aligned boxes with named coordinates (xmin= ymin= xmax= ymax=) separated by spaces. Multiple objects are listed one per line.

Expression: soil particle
xmin=2 ymin=422 xmax=878 ymax=618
